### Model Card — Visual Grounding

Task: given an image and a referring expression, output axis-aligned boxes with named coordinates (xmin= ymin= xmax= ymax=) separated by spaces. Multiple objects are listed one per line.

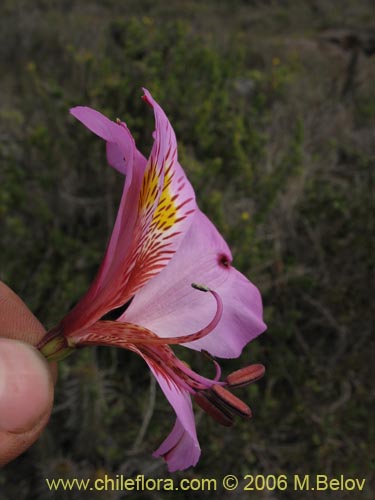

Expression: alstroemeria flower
xmin=38 ymin=89 xmax=267 ymax=472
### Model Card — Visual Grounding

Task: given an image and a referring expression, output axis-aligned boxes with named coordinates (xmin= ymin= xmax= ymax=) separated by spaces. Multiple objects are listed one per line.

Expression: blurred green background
xmin=0 ymin=0 xmax=373 ymax=498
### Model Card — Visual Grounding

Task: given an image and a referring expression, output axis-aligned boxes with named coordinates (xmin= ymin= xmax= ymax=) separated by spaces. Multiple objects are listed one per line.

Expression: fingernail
xmin=0 ymin=338 xmax=53 ymax=432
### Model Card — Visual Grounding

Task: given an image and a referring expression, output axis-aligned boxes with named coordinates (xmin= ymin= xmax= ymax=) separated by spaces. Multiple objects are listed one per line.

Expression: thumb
xmin=0 ymin=338 xmax=54 ymax=466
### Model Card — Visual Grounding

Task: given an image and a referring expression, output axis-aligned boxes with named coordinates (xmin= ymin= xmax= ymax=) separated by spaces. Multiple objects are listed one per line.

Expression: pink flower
xmin=39 ymin=89 xmax=267 ymax=472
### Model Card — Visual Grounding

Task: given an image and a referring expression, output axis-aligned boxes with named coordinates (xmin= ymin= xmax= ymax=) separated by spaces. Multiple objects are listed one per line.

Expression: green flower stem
xmin=38 ymin=328 xmax=76 ymax=362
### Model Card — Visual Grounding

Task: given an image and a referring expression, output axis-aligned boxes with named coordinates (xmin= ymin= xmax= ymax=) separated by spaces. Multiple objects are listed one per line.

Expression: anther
xmin=210 ymin=384 xmax=252 ymax=419
xmin=191 ymin=283 xmax=211 ymax=292
xmin=194 ymin=392 xmax=234 ymax=427
xmin=226 ymin=364 xmax=266 ymax=388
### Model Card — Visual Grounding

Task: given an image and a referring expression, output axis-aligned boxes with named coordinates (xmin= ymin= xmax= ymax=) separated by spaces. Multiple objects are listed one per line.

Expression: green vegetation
xmin=0 ymin=0 xmax=373 ymax=498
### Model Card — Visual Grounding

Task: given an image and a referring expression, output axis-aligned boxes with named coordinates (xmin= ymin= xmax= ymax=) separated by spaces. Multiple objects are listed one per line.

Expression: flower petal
xmin=61 ymin=110 xmax=146 ymax=333
xmin=123 ymin=209 xmax=267 ymax=358
xmin=70 ymin=107 xmax=133 ymax=175
xmin=153 ymin=418 xmax=201 ymax=472
xmin=63 ymin=93 xmax=196 ymax=336
xmin=119 ymin=89 xmax=196 ymax=300
xmin=106 ymin=142 xmax=126 ymax=174
xmin=71 ymin=325 xmax=200 ymax=472
xmin=143 ymin=357 xmax=200 ymax=471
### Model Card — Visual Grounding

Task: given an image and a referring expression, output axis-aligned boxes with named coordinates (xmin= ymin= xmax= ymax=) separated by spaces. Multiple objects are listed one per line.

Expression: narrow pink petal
xmin=137 ymin=349 xmax=200 ymax=471
xmin=70 ymin=106 xmax=117 ymax=142
xmin=106 ymin=142 xmax=126 ymax=174
xmin=70 ymin=107 xmax=131 ymax=175
xmin=153 ymin=418 xmax=201 ymax=472
xmin=70 ymin=326 xmax=200 ymax=471
xmin=61 ymin=112 xmax=146 ymax=334
xmin=97 ymin=91 xmax=196 ymax=310
xmin=118 ymin=89 xmax=196 ymax=300
xmin=146 ymin=359 xmax=198 ymax=440
xmin=123 ymin=209 xmax=267 ymax=358
xmin=63 ymin=94 xmax=196 ymax=336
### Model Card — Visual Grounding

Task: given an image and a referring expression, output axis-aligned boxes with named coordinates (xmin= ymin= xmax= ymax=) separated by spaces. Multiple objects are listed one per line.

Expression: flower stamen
xmin=202 ymin=350 xmax=222 ymax=381
xmin=210 ymin=384 xmax=252 ymax=419
xmin=194 ymin=383 xmax=253 ymax=426
xmin=84 ymin=284 xmax=222 ymax=348
xmin=226 ymin=364 xmax=266 ymax=388
xmin=134 ymin=284 xmax=222 ymax=346
xmin=194 ymin=391 xmax=234 ymax=427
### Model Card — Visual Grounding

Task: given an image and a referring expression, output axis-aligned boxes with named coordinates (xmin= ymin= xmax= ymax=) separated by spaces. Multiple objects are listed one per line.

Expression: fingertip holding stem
xmin=0 ymin=338 xmax=53 ymax=433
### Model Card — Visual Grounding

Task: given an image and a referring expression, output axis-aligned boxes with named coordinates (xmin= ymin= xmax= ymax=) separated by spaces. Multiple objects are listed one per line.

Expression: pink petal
xmin=63 ymin=93 xmax=197 ymax=336
xmin=118 ymin=89 xmax=196 ymax=300
xmin=123 ymin=209 xmax=267 ymax=358
xmin=153 ymin=418 xmax=201 ymax=472
xmin=106 ymin=142 xmax=126 ymax=174
xmin=62 ymin=110 xmax=146 ymax=333
xmin=139 ymin=352 xmax=201 ymax=471
xmin=70 ymin=107 xmax=132 ymax=175
xmin=71 ymin=326 xmax=201 ymax=472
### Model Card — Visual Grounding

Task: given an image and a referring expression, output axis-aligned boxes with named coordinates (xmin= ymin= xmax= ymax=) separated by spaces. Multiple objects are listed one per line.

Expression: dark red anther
xmin=194 ymin=392 xmax=234 ymax=427
xmin=211 ymin=384 xmax=252 ymax=418
xmin=226 ymin=364 xmax=266 ymax=388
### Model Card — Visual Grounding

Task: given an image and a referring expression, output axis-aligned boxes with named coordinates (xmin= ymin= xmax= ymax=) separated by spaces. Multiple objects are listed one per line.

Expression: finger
xmin=0 ymin=282 xmax=45 ymax=344
xmin=0 ymin=281 xmax=57 ymax=381
xmin=0 ymin=339 xmax=54 ymax=467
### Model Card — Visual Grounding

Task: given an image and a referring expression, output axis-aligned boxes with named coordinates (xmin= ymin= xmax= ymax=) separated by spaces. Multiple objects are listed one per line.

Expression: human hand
xmin=0 ymin=281 xmax=55 ymax=467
